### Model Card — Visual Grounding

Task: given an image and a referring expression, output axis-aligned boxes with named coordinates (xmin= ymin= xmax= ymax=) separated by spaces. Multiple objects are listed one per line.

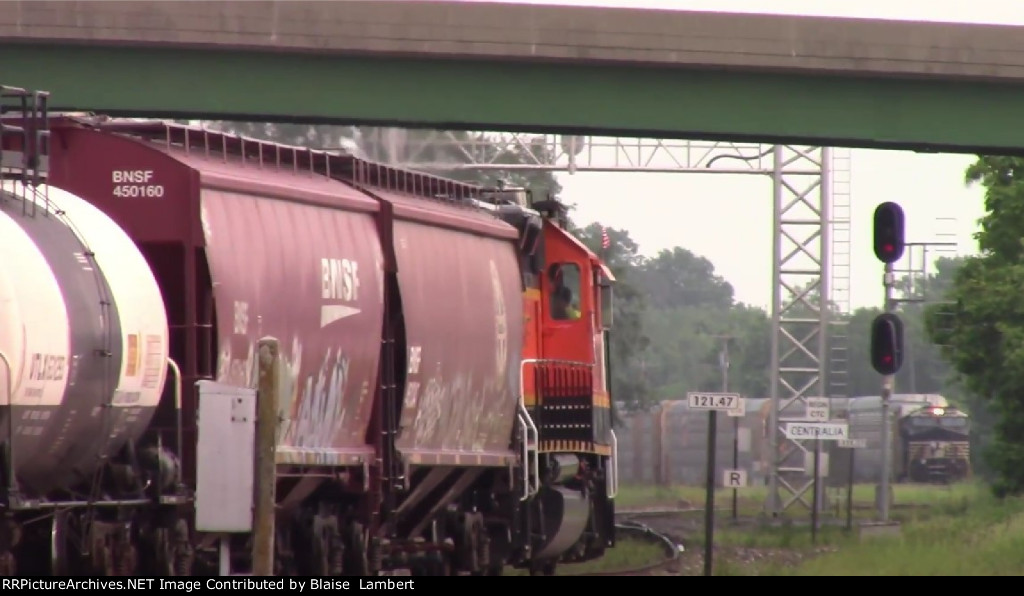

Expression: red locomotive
xmin=0 ymin=88 xmax=617 ymax=576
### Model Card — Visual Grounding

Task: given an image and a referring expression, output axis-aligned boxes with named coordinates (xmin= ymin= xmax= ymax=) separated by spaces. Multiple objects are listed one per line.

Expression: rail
xmin=579 ymin=519 xmax=684 ymax=576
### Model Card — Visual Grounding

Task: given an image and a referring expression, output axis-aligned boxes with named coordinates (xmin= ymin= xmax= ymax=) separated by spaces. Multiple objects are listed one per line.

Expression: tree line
xmin=207 ymin=122 xmax=1019 ymax=496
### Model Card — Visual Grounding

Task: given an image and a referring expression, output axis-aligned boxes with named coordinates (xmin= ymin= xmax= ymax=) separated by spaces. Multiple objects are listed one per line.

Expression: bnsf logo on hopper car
xmin=28 ymin=353 xmax=66 ymax=382
xmin=112 ymin=170 xmax=154 ymax=184
xmin=321 ymin=258 xmax=360 ymax=302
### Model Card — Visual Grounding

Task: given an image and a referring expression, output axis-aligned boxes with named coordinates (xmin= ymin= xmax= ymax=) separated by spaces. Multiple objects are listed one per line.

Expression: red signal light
xmin=870 ymin=313 xmax=904 ymax=375
xmin=873 ymin=203 xmax=905 ymax=264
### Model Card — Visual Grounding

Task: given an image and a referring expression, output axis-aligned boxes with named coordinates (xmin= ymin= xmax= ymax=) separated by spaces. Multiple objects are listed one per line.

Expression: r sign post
xmin=687 ymin=392 xmax=744 ymax=577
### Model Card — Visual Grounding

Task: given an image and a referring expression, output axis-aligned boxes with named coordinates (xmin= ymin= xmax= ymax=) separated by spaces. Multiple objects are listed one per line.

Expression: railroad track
xmin=579 ymin=519 xmax=685 ymax=576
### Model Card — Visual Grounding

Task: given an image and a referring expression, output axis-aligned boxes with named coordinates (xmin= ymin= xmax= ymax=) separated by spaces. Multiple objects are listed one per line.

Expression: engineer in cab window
xmin=553 ymin=285 xmax=581 ymax=320
xmin=549 ymin=263 xmax=582 ymax=321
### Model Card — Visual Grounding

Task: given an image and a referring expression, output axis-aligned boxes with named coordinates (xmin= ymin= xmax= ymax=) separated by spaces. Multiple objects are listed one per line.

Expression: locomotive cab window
xmin=548 ymin=263 xmax=582 ymax=321
xmin=940 ymin=417 xmax=969 ymax=430
xmin=910 ymin=417 xmax=939 ymax=429
xmin=597 ymin=269 xmax=614 ymax=329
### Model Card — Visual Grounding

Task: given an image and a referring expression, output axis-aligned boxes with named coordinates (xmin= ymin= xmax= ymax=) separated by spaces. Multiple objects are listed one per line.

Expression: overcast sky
xmin=452 ymin=0 xmax=1013 ymax=311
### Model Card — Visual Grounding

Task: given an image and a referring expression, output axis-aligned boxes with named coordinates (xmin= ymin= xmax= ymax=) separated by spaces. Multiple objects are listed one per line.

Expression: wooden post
xmin=253 ymin=337 xmax=280 ymax=576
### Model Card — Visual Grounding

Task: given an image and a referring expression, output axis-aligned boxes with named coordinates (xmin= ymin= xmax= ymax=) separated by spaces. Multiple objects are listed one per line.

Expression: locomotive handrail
xmin=0 ymin=350 xmax=14 ymax=497
xmin=515 ymin=412 xmax=533 ymax=502
xmin=0 ymin=351 xmax=9 ymax=406
xmin=520 ymin=358 xmax=595 ymax=369
xmin=518 ymin=358 xmax=545 ymax=501
xmin=607 ymin=429 xmax=619 ymax=499
xmin=167 ymin=358 xmax=184 ymax=488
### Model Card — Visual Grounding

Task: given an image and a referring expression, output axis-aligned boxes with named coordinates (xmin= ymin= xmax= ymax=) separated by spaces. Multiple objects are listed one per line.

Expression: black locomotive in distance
xmin=897 ymin=405 xmax=971 ymax=484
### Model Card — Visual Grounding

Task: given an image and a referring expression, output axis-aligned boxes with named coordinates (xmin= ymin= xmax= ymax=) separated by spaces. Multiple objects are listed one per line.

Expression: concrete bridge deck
xmin=3 ymin=1 xmax=1024 ymax=81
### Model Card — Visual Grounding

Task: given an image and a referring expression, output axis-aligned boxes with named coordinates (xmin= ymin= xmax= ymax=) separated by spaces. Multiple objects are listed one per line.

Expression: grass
xmin=615 ymin=481 xmax=979 ymax=520
xmin=501 ymin=482 xmax=1022 ymax=575
xmin=612 ymin=481 xmax=1024 ymax=576
xmin=786 ymin=487 xmax=1024 ymax=576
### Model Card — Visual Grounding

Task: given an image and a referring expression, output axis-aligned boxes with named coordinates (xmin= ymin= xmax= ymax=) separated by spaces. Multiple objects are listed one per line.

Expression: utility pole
xmin=879 ymin=263 xmax=895 ymax=522
xmin=698 ymin=334 xmax=735 ymax=577
xmin=253 ymin=337 xmax=281 ymax=576
xmin=715 ymin=336 xmax=739 ymax=522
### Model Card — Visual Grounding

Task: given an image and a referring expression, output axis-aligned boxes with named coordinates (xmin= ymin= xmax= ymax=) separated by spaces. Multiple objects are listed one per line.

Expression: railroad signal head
xmin=873 ymin=202 xmax=906 ymax=264
xmin=870 ymin=313 xmax=904 ymax=376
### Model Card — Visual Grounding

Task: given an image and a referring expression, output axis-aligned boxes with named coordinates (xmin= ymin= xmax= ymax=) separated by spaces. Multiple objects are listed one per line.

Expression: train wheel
xmin=112 ymin=524 xmax=138 ymax=576
xmin=411 ymin=553 xmax=452 ymax=577
xmin=472 ymin=562 xmax=503 ymax=576
xmin=311 ymin=527 xmax=330 ymax=575
xmin=343 ymin=522 xmax=369 ymax=576
xmin=50 ymin=511 xmax=70 ymax=575
xmin=312 ymin=521 xmax=345 ymax=576
xmin=0 ymin=551 xmax=14 ymax=576
xmin=171 ymin=519 xmax=194 ymax=576
xmin=528 ymin=560 xmax=556 ymax=576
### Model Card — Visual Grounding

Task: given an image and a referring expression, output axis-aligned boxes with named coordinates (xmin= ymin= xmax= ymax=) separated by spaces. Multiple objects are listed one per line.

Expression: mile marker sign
xmin=687 ymin=392 xmax=743 ymax=411
xmin=783 ymin=422 xmax=849 ymax=441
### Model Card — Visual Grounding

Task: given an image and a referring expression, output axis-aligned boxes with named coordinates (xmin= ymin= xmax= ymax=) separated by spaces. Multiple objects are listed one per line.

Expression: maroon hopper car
xmin=0 ymin=104 xmax=618 ymax=577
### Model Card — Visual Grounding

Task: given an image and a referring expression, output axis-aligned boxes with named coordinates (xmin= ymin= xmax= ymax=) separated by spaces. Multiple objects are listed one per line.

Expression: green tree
xmin=926 ymin=156 xmax=1024 ymax=496
xmin=639 ymin=304 xmax=769 ymax=400
xmin=635 ymin=247 xmax=735 ymax=310
xmin=624 ymin=244 xmax=770 ymax=402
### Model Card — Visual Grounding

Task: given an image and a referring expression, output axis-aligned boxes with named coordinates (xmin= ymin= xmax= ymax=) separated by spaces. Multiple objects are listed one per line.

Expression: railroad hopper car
xmin=0 ymin=102 xmax=617 ymax=576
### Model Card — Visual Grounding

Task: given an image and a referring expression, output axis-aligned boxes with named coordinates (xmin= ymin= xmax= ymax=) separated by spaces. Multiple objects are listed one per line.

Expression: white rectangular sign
xmin=723 ymin=469 xmax=747 ymax=489
xmin=783 ymin=422 xmax=849 ymax=441
xmin=687 ymin=392 xmax=742 ymax=411
xmin=838 ymin=438 xmax=867 ymax=449
xmin=727 ymin=397 xmax=746 ymax=417
xmin=804 ymin=397 xmax=830 ymax=422
xmin=803 ymin=452 xmax=829 ymax=476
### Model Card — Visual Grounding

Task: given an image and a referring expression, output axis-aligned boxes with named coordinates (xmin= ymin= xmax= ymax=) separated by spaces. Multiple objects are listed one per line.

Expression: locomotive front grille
xmin=534 ymin=395 xmax=593 ymax=443
xmin=908 ymin=441 xmax=970 ymax=461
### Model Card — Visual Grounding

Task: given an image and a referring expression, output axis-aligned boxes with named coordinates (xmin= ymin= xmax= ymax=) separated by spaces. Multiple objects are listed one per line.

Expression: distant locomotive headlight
xmin=932 ymin=407 xmax=945 ymax=416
